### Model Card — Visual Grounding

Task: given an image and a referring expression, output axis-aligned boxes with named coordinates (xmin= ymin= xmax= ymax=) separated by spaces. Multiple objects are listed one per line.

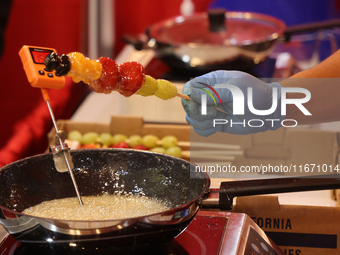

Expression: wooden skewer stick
xmin=177 ymin=92 xmax=191 ymax=100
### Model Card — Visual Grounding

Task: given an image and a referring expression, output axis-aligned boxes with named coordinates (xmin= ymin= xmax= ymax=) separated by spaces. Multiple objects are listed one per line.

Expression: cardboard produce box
xmin=232 ymin=195 xmax=340 ymax=255
xmin=48 ymin=115 xmax=191 ymax=152
xmin=49 ymin=115 xmax=340 ymax=177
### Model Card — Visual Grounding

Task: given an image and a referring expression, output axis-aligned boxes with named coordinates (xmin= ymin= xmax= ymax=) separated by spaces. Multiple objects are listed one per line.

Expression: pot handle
xmin=219 ymin=175 xmax=340 ymax=210
xmin=284 ymin=19 xmax=340 ymax=42
xmin=208 ymin=8 xmax=226 ymax=32
xmin=122 ymin=33 xmax=152 ymax=51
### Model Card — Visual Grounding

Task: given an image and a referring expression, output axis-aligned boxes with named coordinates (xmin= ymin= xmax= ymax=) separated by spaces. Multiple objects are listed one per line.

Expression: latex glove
xmin=182 ymin=70 xmax=285 ymax=136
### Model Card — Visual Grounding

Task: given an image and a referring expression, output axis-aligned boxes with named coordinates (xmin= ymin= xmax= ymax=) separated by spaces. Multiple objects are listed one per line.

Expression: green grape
xmin=82 ymin=132 xmax=99 ymax=145
xmin=99 ymin=132 xmax=112 ymax=146
xmin=150 ymin=147 xmax=166 ymax=154
xmin=166 ymin=146 xmax=182 ymax=157
xmin=142 ymin=134 xmax=159 ymax=149
xmin=128 ymin=135 xmax=142 ymax=147
xmin=111 ymin=134 xmax=128 ymax=145
xmin=161 ymin=135 xmax=178 ymax=148
xmin=67 ymin=130 xmax=83 ymax=143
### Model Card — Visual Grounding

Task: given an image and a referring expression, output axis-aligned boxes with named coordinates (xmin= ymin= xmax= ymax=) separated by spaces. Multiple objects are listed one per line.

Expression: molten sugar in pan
xmin=21 ymin=194 xmax=171 ymax=221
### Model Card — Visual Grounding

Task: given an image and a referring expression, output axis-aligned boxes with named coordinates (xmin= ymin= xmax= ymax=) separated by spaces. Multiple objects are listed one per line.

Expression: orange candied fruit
xmin=66 ymin=52 xmax=102 ymax=84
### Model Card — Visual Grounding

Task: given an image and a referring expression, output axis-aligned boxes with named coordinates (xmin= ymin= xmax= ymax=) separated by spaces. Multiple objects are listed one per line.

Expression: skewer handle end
xmin=176 ymin=92 xmax=191 ymax=100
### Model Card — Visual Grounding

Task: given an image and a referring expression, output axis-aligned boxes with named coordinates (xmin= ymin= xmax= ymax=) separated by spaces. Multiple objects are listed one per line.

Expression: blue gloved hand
xmin=181 ymin=70 xmax=285 ymax=136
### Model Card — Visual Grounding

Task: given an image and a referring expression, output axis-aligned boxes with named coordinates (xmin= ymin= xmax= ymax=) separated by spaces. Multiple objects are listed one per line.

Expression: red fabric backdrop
xmin=114 ymin=0 xmax=212 ymax=56
xmin=0 ymin=0 xmax=87 ymax=166
xmin=0 ymin=0 xmax=212 ymax=166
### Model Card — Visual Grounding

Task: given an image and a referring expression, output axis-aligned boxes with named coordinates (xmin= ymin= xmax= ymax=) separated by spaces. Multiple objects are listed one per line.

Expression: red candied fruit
xmin=112 ymin=142 xmax=129 ymax=148
xmin=132 ymin=144 xmax=148 ymax=150
xmin=117 ymin=61 xmax=145 ymax=97
xmin=89 ymin=57 xmax=118 ymax=94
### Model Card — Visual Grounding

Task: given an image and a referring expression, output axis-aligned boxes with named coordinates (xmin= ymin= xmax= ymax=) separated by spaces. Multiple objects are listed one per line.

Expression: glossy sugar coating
xmin=154 ymin=79 xmax=178 ymax=100
xmin=89 ymin=57 xmax=119 ymax=94
xmin=136 ymin=75 xmax=158 ymax=96
xmin=66 ymin=52 xmax=102 ymax=84
xmin=136 ymin=75 xmax=178 ymax=100
xmin=117 ymin=61 xmax=145 ymax=97
xmin=61 ymin=52 xmax=177 ymax=100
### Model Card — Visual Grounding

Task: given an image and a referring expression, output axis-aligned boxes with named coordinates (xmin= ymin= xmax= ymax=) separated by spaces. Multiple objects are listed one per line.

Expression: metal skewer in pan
xmin=18 ymin=46 xmax=84 ymax=206
xmin=41 ymin=89 xmax=83 ymax=206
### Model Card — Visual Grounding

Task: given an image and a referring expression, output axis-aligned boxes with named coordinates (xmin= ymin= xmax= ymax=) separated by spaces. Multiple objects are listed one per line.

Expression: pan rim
xmin=148 ymin=11 xmax=287 ymax=47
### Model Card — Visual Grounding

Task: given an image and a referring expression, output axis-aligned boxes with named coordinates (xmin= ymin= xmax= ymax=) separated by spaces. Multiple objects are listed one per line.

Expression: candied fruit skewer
xmin=44 ymin=52 xmax=182 ymax=100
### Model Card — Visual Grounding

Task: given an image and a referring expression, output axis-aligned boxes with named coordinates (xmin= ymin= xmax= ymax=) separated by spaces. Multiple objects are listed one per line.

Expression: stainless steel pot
xmin=123 ymin=10 xmax=340 ymax=75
